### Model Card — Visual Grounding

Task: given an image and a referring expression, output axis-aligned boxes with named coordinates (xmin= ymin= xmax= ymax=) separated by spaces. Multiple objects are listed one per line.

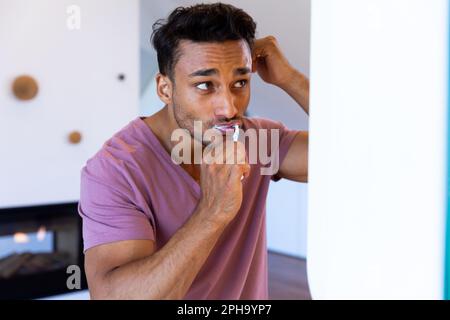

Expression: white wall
xmin=308 ymin=0 xmax=447 ymax=299
xmin=0 ymin=0 xmax=139 ymax=208
xmin=139 ymin=0 xmax=311 ymax=258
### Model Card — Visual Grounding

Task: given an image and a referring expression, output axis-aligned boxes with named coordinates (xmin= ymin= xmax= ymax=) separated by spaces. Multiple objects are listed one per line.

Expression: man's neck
xmin=144 ymin=105 xmax=179 ymax=155
xmin=143 ymin=105 xmax=202 ymax=181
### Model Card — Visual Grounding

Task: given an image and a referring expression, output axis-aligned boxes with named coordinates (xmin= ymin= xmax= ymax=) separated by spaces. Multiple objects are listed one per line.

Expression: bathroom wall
xmin=0 ymin=0 xmax=139 ymax=208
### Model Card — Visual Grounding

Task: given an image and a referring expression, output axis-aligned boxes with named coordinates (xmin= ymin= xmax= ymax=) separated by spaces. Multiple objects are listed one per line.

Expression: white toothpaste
xmin=233 ymin=124 xmax=240 ymax=142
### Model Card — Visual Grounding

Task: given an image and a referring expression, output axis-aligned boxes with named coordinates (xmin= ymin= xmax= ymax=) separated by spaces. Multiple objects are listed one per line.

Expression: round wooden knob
xmin=12 ymin=75 xmax=39 ymax=100
xmin=68 ymin=131 xmax=82 ymax=144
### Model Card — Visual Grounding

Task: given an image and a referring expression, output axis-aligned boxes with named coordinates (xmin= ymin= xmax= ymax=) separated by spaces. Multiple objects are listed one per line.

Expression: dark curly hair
xmin=151 ymin=3 xmax=257 ymax=80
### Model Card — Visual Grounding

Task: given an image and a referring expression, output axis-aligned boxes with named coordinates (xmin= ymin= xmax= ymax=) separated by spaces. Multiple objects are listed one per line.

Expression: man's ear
xmin=156 ymin=73 xmax=173 ymax=105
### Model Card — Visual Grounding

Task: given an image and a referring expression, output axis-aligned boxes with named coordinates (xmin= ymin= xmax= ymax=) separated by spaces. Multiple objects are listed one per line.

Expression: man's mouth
xmin=212 ymin=122 xmax=241 ymax=134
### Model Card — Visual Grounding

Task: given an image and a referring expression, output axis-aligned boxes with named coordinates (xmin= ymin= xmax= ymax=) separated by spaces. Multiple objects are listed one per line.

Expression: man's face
xmin=168 ymin=39 xmax=252 ymax=139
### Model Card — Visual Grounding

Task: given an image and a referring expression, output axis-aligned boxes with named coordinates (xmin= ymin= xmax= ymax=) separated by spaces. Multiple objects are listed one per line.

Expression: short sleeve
xmin=271 ymin=120 xmax=299 ymax=182
xmin=78 ymin=157 xmax=155 ymax=252
xmin=243 ymin=117 xmax=299 ymax=182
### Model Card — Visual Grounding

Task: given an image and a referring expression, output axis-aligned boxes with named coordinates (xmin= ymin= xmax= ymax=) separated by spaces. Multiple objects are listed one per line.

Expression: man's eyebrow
xmin=234 ymin=67 xmax=251 ymax=75
xmin=188 ymin=68 xmax=218 ymax=77
xmin=188 ymin=67 xmax=251 ymax=77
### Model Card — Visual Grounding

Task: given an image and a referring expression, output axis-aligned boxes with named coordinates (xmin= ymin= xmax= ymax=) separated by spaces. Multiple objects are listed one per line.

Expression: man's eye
xmin=196 ymin=82 xmax=212 ymax=91
xmin=234 ymin=80 xmax=248 ymax=88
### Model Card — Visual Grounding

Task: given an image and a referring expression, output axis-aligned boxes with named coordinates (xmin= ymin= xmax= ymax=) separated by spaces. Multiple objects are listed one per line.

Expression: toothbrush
xmin=232 ymin=124 xmax=240 ymax=142
xmin=232 ymin=124 xmax=245 ymax=181
xmin=212 ymin=124 xmax=244 ymax=180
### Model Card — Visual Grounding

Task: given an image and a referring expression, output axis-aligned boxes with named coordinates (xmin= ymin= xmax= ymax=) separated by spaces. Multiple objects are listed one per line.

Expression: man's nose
xmin=214 ymin=90 xmax=238 ymax=120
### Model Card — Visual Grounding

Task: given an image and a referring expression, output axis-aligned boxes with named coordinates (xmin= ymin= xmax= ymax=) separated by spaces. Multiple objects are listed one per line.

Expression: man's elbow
xmin=87 ymin=275 xmax=115 ymax=300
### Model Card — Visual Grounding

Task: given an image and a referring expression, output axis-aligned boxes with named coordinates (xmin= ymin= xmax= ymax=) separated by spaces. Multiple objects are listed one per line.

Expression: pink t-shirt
xmin=78 ymin=116 xmax=298 ymax=299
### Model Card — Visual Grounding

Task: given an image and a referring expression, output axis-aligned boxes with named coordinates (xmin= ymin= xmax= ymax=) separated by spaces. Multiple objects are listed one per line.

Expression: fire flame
xmin=13 ymin=226 xmax=46 ymax=244
xmin=37 ymin=226 xmax=46 ymax=241
xmin=13 ymin=232 xmax=29 ymax=244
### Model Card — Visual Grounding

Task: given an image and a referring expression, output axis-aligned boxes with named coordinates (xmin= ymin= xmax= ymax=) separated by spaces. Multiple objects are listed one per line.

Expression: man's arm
xmin=85 ymin=203 xmax=227 ymax=300
xmin=277 ymin=131 xmax=308 ymax=183
xmin=277 ymin=70 xmax=309 ymax=182
xmin=279 ymin=69 xmax=309 ymax=115
xmin=252 ymin=36 xmax=310 ymax=114
xmin=85 ymin=140 xmax=250 ymax=299
xmin=252 ymin=36 xmax=309 ymax=182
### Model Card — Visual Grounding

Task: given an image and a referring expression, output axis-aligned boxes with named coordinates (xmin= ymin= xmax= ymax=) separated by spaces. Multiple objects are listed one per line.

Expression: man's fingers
xmin=204 ymin=140 xmax=249 ymax=183
xmin=229 ymin=163 xmax=250 ymax=182
xmin=242 ymin=163 xmax=251 ymax=179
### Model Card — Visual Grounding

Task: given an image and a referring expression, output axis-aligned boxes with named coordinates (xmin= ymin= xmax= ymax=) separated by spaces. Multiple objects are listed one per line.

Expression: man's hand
xmin=198 ymin=139 xmax=251 ymax=226
xmin=252 ymin=36 xmax=295 ymax=88
xmin=252 ymin=36 xmax=309 ymax=114
xmin=252 ymin=36 xmax=309 ymax=182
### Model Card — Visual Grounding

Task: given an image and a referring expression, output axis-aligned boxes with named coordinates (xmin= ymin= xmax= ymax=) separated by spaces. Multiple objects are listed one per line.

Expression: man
xmin=79 ymin=3 xmax=309 ymax=299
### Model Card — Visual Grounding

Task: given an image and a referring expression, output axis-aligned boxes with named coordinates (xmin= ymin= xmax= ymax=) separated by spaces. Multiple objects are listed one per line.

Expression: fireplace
xmin=0 ymin=203 xmax=87 ymax=299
